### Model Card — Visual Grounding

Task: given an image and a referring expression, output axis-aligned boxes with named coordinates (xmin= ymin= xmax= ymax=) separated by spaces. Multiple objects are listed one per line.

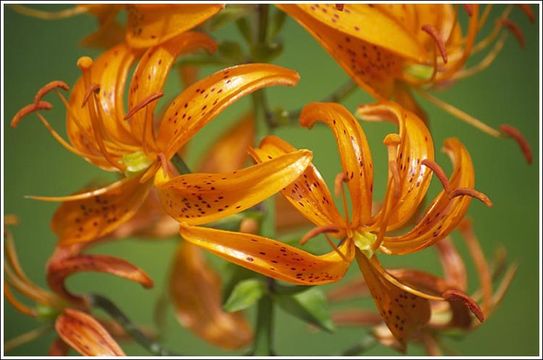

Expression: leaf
xmin=218 ymin=41 xmax=245 ymax=63
xmin=269 ymin=8 xmax=287 ymax=39
xmin=222 ymin=263 xmax=260 ymax=303
xmin=274 ymin=283 xmax=313 ymax=296
xmin=275 ymin=287 xmax=335 ymax=332
xmin=223 ymin=278 xmax=266 ymax=312
xmin=207 ymin=5 xmax=253 ymax=31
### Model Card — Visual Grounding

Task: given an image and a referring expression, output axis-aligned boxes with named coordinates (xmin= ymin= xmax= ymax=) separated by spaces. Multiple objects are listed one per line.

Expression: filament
xmin=334 ymin=172 xmax=351 ymax=227
xmin=421 ymin=24 xmax=448 ymax=64
xmin=500 ymin=124 xmax=533 ymax=164
xmin=422 ymin=159 xmax=450 ymax=192
xmin=11 ymin=4 xmax=87 ymax=20
xmin=500 ymin=19 xmax=525 ymax=48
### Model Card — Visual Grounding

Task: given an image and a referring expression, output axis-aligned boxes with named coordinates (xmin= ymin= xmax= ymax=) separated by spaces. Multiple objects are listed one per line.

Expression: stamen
xmin=452 ymin=33 xmax=507 ymax=81
xmin=421 ymin=24 xmax=448 ymax=64
xmin=10 ymin=4 xmax=87 ymax=20
xmin=33 ymin=80 xmax=69 ymax=104
xmin=500 ymin=19 xmax=525 ymax=48
xmin=334 ymin=172 xmax=350 ymax=226
xmin=422 ymin=159 xmax=450 ymax=192
xmin=492 ymin=263 xmax=518 ymax=307
xmin=500 ymin=124 xmax=532 ymax=164
xmin=384 ymin=134 xmax=401 ymax=201
xmin=416 ymin=90 xmax=502 ymax=137
xmin=4 ymin=283 xmax=36 ymax=317
xmin=4 ymin=325 xmax=52 ymax=353
xmin=463 ymin=4 xmax=473 ymax=17
xmin=449 ymin=188 xmax=493 ymax=207
xmin=11 ymin=101 xmax=52 ymax=127
xmin=324 ymin=234 xmax=349 ymax=262
xmin=34 ymin=113 xmax=91 ymax=158
xmin=442 ymin=289 xmax=485 ymax=323
xmin=517 ymin=4 xmax=535 ymax=23
xmin=157 ymin=153 xmax=176 ymax=179
xmin=300 ymin=225 xmax=340 ymax=245
xmin=82 ymin=83 xmax=100 ymax=107
xmin=124 ymin=92 xmax=164 ymax=120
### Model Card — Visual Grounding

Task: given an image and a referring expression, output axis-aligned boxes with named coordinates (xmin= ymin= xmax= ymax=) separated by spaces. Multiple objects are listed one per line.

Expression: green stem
xmin=89 ymin=294 xmax=181 ymax=356
xmin=341 ymin=334 xmax=377 ymax=356
xmin=172 ymin=154 xmax=192 ymax=174
xmin=249 ymin=295 xmax=275 ymax=355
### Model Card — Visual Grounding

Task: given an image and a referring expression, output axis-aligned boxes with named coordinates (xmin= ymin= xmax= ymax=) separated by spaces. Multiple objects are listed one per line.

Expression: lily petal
xmin=381 ymin=138 xmax=475 ymax=254
xmin=48 ymin=337 xmax=71 ymax=356
xmin=251 ymin=135 xmax=345 ymax=229
xmin=156 ymin=63 xmax=300 ymax=158
xmin=50 ymin=175 xmax=151 ymax=246
xmin=55 ymin=308 xmax=125 ymax=356
xmin=169 ymin=241 xmax=252 ymax=349
xmin=300 ymin=103 xmax=373 ymax=227
xmin=357 ymin=101 xmax=434 ymax=231
xmin=127 ymin=31 xmax=217 ymax=149
xmin=126 ymin=4 xmax=223 ymax=48
xmin=156 ymin=150 xmax=312 ymax=225
xmin=436 ymin=237 xmax=467 ymax=291
xmin=180 ymin=224 xmax=354 ymax=285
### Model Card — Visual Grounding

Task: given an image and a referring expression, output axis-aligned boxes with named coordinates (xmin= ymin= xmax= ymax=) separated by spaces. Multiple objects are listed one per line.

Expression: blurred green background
xmin=3 ymin=4 xmax=540 ymax=356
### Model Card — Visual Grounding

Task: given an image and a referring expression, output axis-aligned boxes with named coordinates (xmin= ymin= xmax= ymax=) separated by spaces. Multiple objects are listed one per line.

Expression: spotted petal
xmin=156 ymin=150 xmax=312 ymax=225
xmin=180 ymin=224 xmax=355 ymax=285
xmin=169 ymin=241 xmax=252 ymax=349
xmin=156 ymin=63 xmax=300 ymax=159
xmin=55 ymin=308 xmax=125 ymax=356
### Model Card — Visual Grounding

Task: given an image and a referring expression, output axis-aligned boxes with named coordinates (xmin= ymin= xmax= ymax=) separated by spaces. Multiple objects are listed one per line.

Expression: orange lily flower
xmin=11 ymin=4 xmax=224 ymax=49
xmin=179 ymin=101 xmax=492 ymax=348
xmin=4 ymin=216 xmax=138 ymax=356
xmin=11 ymin=32 xmax=311 ymax=249
xmin=329 ymin=220 xmax=517 ymax=355
xmin=277 ymin=4 xmax=533 ymax=163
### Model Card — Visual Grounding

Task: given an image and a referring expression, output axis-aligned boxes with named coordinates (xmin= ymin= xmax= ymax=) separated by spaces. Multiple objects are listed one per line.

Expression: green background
xmin=3 ymin=4 xmax=540 ymax=356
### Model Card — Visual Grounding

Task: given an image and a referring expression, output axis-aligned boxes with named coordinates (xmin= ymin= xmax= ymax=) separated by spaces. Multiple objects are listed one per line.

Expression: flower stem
xmin=172 ymin=154 xmax=192 ymax=174
xmin=249 ymin=294 xmax=276 ymax=355
xmin=88 ymin=293 xmax=181 ymax=356
xmin=341 ymin=334 xmax=377 ymax=356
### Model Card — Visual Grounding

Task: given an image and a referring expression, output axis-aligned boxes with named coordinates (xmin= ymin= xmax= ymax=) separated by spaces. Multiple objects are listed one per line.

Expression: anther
xmin=33 ymin=81 xmax=69 ymax=104
xmin=422 ymin=159 xmax=450 ymax=192
xmin=449 ymin=188 xmax=493 ymax=207
xmin=500 ymin=19 xmax=525 ymax=48
xmin=82 ymin=84 xmax=100 ymax=107
xmin=334 ymin=172 xmax=348 ymax=197
xmin=500 ymin=124 xmax=532 ymax=164
xmin=11 ymin=101 xmax=53 ymax=127
xmin=125 ymin=92 xmax=164 ymax=120
xmin=421 ymin=24 xmax=448 ymax=64
xmin=443 ymin=289 xmax=485 ymax=323
xmin=463 ymin=4 xmax=474 ymax=17
xmin=517 ymin=4 xmax=535 ymax=23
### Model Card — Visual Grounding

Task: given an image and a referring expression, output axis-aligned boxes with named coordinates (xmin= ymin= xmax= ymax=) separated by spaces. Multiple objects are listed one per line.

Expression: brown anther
xmin=443 ymin=289 xmax=485 ymax=323
xmin=81 ymin=84 xmax=100 ymax=107
xmin=33 ymin=80 xmax=69 ymax=104
xmin=463 ymin=4 xmax=474 ymax=17
xmin=11 ymin=101 xmax=53 ymax=127
xmin=449 ymin=188 xmax=493 ymax=207
xmin=500 ymin=19 xmax=525 ymax=48
xmin=125 ymin=92 xmax=164 ymax=120
xmin=422 ymin=159 xmax=450 ymax=192
xmin=517 ymin=4 xmax=535 ymax=23
xmin=334 ymin=172 xmax=348 ymax=197
xmin=301 ymin=225 xmax=340 ymax=245
xmin=421 ymin=24 xmax=448 ymax=64
xmin=500 ymin=124 xmax=532 ymax=164
xmin=335 ymin=4 xmax=344 ymax=11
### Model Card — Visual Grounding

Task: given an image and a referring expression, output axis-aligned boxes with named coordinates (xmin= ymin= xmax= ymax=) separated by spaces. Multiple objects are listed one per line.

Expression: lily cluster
xmin=5 ymin=3 xmax=534 ymax=356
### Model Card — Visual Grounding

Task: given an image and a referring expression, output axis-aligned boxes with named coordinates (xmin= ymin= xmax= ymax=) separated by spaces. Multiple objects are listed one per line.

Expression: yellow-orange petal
xmin=251 ymin=135 xmax=345 ymax=229
xmin=381 ymin=138 xmax=475 ymax=254
xmin=180 ymin=224 xmax=354 ymax=285
xmin=127 ymin=31 xmax=217 ymax=149
xmin=197 ymin=112 xmax=255 ymax=173
xmin=156 ymin=63 xmax=300 ymax=159
xmin=50 ymin=175 xmax=151 ymax=246
xmin=55 ymin=308 xmax=126 ymax=356
xmin=48 ymin=337 xmax=71 ymax=356
xmin=80 ymin=7 xmax=124 ymax=49
xmin=357 ymin=101 xmax=434 ymax=231
xmin=47 ymin=250 xmax=153 ymax=304
xmin=169 ymin=241 xmax=252 ymax=349
xmin=156 ymin=150 xmax=312 ymax=225
xmin=125 ymin=4 xmax=223 ymax=48
xmin=300 ymin=103 xmax=374 ymax=227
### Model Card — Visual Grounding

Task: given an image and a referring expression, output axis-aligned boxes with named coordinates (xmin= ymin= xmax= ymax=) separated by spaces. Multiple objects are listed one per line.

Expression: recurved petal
xmin=381 ymin=138 xmax=475 ymax=254
xmin=156 ymin=150 xmax=312 ymax=225
xmin=126 ymin=4 xmax=223 ymax=48
xmin=180 ymin=224 xmax=354 ymax=285
xmin=156 ymin=63 xmax=300 ymax=159
xmin=48 ymin=337 xmax=71 ymax=356
xmin=197 ymin=112 xmax=255 ymax=173
xmin=435 ymin=237 xmax=467 ymax=291
xmin=357 ymin=101 xmax=434 ymax=232
xmin=169 ymin=241 xmax=252 ymax=349
xmin=55 ymin=308 xmax=125 ymax=356
xmin=127 ymin=31 xmax=217 ymax=148
xmin=251 ymin=135 xmax=345 ymax=229
xmin=300 ymin=103 xmax=373 ymax=227
xmin=49 ymin=175 xmax=151 ymax=246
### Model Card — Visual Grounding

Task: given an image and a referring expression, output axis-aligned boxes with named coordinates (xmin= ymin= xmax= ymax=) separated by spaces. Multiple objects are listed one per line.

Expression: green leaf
xmin=222 ymin=263 xmax=259 ymax=303
xmin=269 ymin=8 xmax=287 ymax=40
xmin=274 ymin=283 xmax=313 ymax=296
xmin=208 ymin=5 xmax=253 ymax=31
xmin=275 ymin=287 xmax=335 ymax=332
xmin=223 ymin=278 xmax=266 ymax=312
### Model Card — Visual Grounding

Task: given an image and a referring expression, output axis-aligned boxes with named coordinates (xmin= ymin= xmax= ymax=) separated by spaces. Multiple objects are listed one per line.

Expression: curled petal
xmin=180 ymin=224 xmax=355 ymax=285
xmin=156 ymin=150 xmax=312 ymax=225
xmin=169 ymin=241 xmax=252 ymax=349
xmin=126 ymin=4 xmax=223 ymax=48
xmin=157 ymin=63 xmax=300 ymax=158
xmin=251 ymin=135 xmax=344 ymax=228
xmin=48 ymin=338 xmax=71 ymax=356
xmin=49 ymin=175 xmax=151 ymax=246
xmin=435 ymin=238 xmax=467 ymax=291
xmin=55 ymin=308 xmax=125 ymax=356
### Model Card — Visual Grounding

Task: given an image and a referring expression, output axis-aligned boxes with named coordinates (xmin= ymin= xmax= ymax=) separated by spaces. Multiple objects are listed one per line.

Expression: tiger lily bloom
xmin=179 ymin=101 xmax=492 ymax=348
xmin=11 ymin=32 xmax=311 ymax=248
xmin=4 ymin=216 xmax=136 ymax=356
xmin=329 ymin=220 xmax=517 ymax=355
xmin=278 ymin=4 xmax=534 ymax=163
xmin=11 ymin=4 xmax=223 ymax=49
